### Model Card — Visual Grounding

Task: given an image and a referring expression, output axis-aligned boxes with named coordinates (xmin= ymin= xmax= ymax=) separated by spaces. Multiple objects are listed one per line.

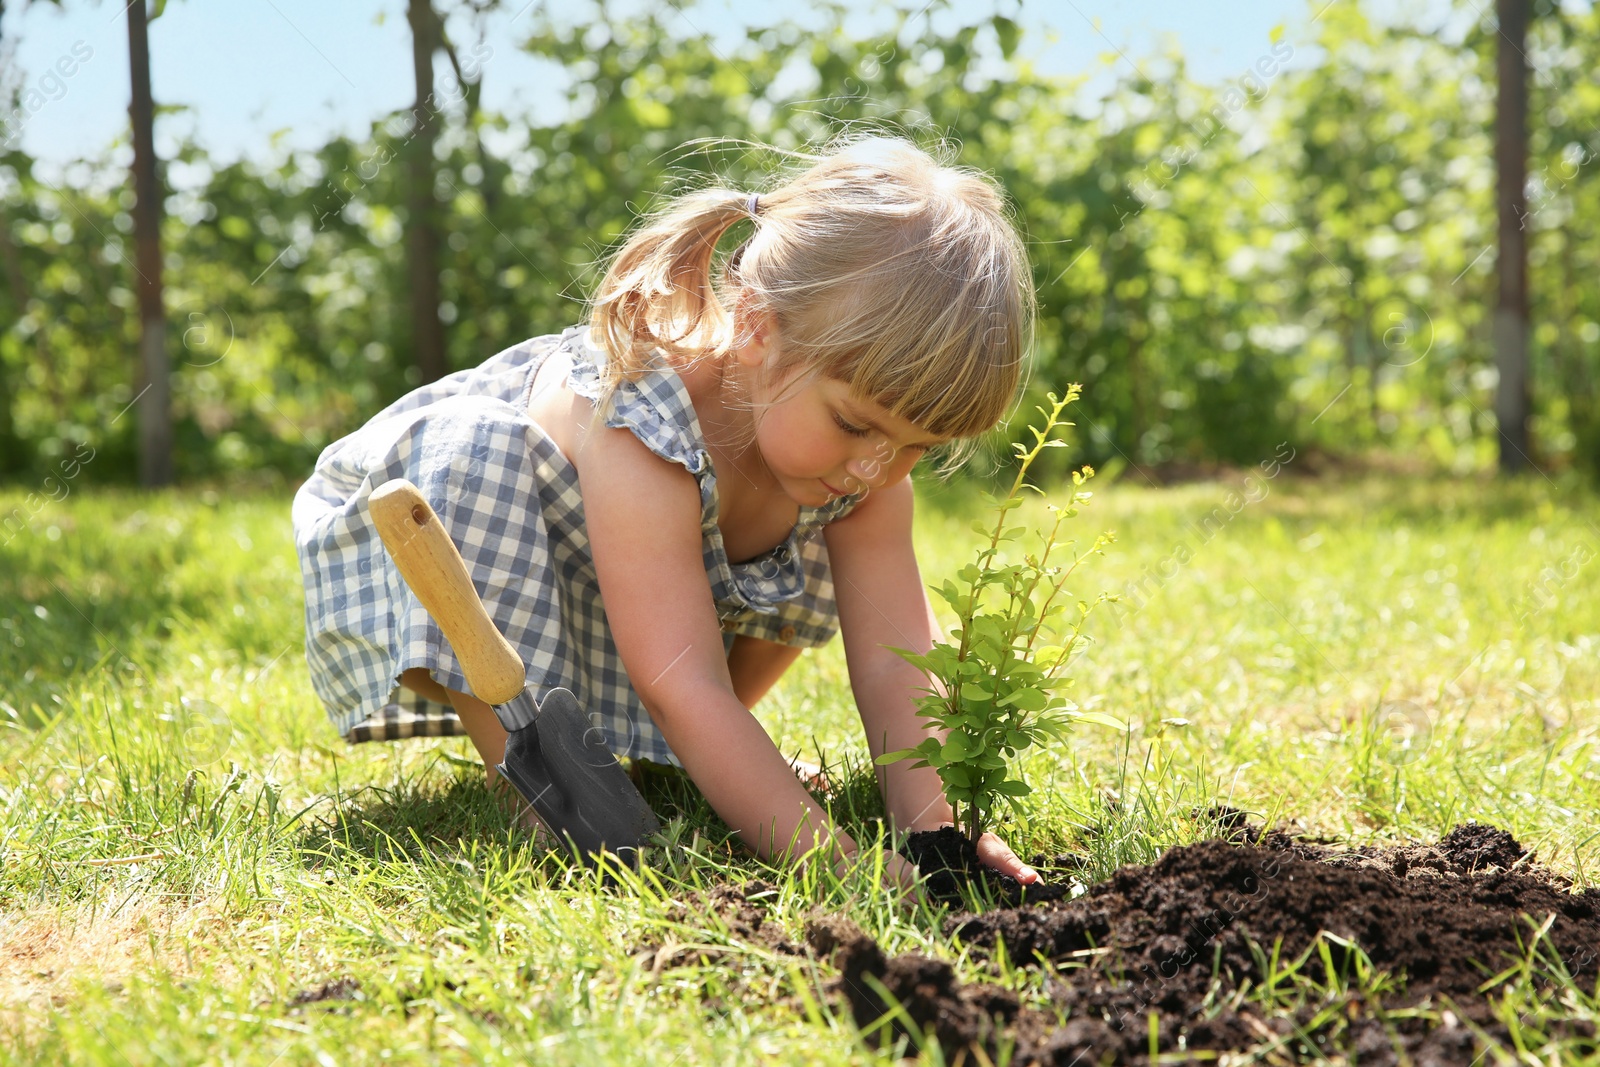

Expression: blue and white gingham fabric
xmin=291 ymin=325 xmax=865 ymax=765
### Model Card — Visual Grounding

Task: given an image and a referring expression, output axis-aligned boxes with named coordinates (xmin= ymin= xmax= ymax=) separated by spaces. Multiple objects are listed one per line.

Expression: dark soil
xmin=812 ymin=822 xmax=1600 ymax=1064
xmin=806 ymin=914 xmax=1022 ymax=1055
xmin=900 ymin=825 xmax=1080 ymax=907
xmin=633 ymin=879 xmax=808 ymax=974
xmin=288 ymin=976 xmax=362 ymax=1006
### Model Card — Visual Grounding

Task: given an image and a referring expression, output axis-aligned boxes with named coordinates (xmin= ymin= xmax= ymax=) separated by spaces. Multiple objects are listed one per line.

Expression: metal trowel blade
xmin=494 ymin=687 xmax=661 ymax=866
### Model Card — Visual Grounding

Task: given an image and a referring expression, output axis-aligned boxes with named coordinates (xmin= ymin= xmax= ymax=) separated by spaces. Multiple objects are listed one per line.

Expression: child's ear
xmin=734 ymin=302 xmax=777 ymax=369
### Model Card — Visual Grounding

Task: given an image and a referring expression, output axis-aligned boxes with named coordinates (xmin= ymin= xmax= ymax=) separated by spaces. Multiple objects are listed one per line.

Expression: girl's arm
xmin=576 ymin=414 xmax=899 ymax=878
xmin=824 ymin=478 xmax=1039 ymax=882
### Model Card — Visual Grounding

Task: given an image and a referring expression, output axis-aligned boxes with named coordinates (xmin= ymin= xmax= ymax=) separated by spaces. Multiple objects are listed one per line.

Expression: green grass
xmin=2 ymin=470 xmax=1598 ymax=1064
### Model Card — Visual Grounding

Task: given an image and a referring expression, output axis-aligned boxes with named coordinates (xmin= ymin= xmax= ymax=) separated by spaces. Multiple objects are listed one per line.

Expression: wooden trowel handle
xmin=369 ymin=479 xmax=527 ymax=706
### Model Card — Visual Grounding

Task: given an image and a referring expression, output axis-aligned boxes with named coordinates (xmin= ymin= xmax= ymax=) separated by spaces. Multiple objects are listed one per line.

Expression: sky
xmin=3 ymin=0 xmax=1369 ymax=176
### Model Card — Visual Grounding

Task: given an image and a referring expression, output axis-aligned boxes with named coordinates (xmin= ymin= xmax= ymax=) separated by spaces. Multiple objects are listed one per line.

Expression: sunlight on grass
xmin=2 ymin=473 xmax=1597 ymax=1063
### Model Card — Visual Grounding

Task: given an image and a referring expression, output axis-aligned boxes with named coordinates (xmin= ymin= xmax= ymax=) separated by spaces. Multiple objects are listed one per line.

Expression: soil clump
xmin=288 ymin=976 xmax=362 ymax=1005
xmin=814 ymin=822 xmax=1600 ymax=1064
xmin=634 ymin=879 xmax=807 ymax=973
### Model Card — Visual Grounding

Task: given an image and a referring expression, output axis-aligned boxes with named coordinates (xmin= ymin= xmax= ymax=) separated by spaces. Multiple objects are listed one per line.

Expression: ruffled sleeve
xmin=565 ymin=326 xmax=715 ymax=485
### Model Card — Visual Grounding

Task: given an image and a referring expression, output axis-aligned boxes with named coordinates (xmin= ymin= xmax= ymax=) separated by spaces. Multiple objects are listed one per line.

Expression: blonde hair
xmin=588 ymin=136 xmax=1034 ymax=468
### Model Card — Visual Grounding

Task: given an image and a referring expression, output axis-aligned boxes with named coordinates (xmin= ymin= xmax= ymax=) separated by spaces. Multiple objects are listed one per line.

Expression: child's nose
xmin=844 ymin=451 xmax=893 ymax=490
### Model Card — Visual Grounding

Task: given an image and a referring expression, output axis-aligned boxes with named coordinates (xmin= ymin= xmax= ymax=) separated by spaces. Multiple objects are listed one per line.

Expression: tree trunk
xmin=127 ymin=0 xmax=172 ymax=485
xmin=1494 ymin=0 xmax=1530 ymax=474
xmin=407 ymin=0 xmax=447 ymax=385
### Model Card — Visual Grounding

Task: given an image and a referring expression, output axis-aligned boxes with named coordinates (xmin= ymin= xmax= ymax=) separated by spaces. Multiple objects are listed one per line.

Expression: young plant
xmin=877 ymin=387 xmax=1121 ymax=843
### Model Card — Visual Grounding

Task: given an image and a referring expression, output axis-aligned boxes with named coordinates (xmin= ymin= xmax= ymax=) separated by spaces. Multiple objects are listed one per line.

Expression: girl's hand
xmin=972 ymin=827 xmax=1041 ymax=884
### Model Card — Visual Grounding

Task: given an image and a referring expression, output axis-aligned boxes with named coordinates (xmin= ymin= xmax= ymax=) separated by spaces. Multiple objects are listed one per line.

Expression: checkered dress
xmin=291 ymin=324 xmax=865 ymax=765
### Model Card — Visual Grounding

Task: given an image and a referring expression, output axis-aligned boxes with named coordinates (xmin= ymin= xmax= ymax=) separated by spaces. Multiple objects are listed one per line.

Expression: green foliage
xmin=3 ymin=1 xmax=1600 ymax=481
xmin=875 ymin=388 xmax=1120 ymax=841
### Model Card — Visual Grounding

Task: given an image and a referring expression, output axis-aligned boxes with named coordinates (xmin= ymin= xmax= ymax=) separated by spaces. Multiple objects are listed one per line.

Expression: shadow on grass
xmin=296 ymin=772 xmax=539 ymax=866
xmin=294 ymin=756 xmax=740 ymax=866
xmin=632 ymin=746 xmax=890 ymax=839
xmin=293 ymin=745 xmax=900 ymax=892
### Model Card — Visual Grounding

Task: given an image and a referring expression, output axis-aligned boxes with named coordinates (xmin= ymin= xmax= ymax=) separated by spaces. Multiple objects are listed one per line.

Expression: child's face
xmin=751 ymin=368 xmax=941 ymax=508
xmin=733 ymin=305 xmax=945 ymax=507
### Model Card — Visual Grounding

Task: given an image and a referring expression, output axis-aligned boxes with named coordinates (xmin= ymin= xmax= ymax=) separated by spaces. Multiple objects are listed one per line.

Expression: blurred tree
xmin=1 ymin=0 xmax=1597 ymax=483
xmin=127 ymin=0 xmax=171 ymax=484
xmin=406 ymin=0 xmax=447 ymax=384
xmin=0 ymin=0 xmax=60 ymax=475
xmin=1528 ymin=0 xmax=1600 ymax=472
xmin=1494 ymin=0 xmax=1529 ymax=473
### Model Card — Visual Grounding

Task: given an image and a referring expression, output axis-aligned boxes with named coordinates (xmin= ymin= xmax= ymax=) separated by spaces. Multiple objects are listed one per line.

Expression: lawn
xmin=1 ymin=468 xmax=1597 ymax=1064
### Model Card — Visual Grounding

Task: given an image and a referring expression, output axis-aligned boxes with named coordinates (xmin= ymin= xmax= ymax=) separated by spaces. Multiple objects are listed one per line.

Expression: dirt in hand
xmin=899 ymin=825 xmax=1079 ymax=907
xmin=817 ymin=823 xmax=1600 ymax=1065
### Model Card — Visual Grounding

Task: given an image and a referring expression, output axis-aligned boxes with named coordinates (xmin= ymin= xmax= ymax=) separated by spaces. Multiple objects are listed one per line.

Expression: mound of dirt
xmin=805 ymin=915 xmax=1022 ymax=1055
xmin=812 ymin=823 xmax=1600 ymax=1065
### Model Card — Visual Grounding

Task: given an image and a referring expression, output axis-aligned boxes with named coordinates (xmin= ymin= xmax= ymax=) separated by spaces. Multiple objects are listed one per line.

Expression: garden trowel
xmin=369 ymin=478 xmax=660 ymax=867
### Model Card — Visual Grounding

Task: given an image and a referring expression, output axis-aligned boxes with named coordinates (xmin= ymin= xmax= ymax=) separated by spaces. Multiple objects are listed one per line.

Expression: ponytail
xmin=586 ymin=136 xmax=1035 ymax=466
xmin=589 ymin=188 xmax=753 ymax=392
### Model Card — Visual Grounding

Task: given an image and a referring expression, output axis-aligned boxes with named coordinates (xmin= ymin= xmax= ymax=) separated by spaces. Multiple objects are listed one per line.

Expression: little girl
xmin=293 ymin=136 xmax=1040 ymax=888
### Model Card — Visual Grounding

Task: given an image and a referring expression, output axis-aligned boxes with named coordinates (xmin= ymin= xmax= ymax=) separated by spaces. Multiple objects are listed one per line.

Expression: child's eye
xmin=833 ymin=412 xmax=872 ymax=438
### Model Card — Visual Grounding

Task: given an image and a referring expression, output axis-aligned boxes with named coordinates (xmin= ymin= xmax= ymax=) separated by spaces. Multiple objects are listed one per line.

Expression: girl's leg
xmin=400 ymin=667 xmax=549 ymax=836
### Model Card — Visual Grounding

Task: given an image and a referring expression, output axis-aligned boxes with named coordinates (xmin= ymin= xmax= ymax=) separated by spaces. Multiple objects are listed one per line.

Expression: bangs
xmin=776 ymin=239 xmax=1029 ymax=447
xmin=839 ymin=320 xmax=1022 ymax=443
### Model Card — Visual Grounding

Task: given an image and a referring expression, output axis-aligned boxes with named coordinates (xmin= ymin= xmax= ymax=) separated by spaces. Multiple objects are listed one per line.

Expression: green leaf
xmin=885 ymin=645 xmax=937 ymax=672
xmin=996 ymin=686 xmax=1048 ymax=711
xmin=993 ymin=779 xmax=1032 ymax=797
xmin=1072 ymin=710 xmax=1131 ymax=731
xmin=993 ymin=14 xmax=1021 ymax=59
xmin=941 ymin=732 xmax=975 ymax=761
